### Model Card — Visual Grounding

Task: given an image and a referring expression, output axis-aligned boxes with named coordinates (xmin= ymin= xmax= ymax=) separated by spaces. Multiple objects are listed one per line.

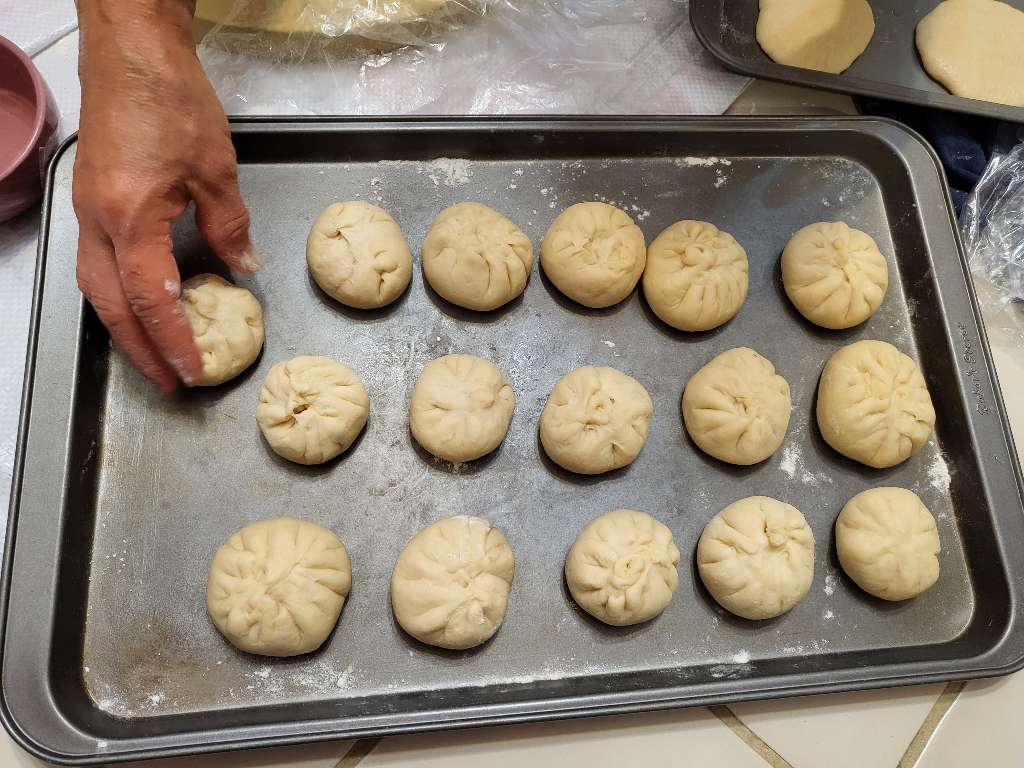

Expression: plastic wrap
xmin=196 ymin=0 xmax=749 ymax=116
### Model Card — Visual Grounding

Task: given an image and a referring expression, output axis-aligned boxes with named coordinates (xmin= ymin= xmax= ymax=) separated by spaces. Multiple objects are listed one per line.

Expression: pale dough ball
xmin=916 ymin=0 xmax=1024 ymax=107
xmin=306 ymin=201 xmax=412 ymax=309
xmin=817 ymin=340 xmax=935 ymax=469
xmin=182 ymin=274 xmax=264 ymax=386
xmin=410 ymin=354 xmax=515 ymax=462
xmin=836 ymin=487 xmax=940 ymax=601
xmin=541 ymin=202 xmax=646 ymax=308
xmin=782 ymin=222 xmax=889 ymax=329
xmin=682 ymin=347 xmax=791 ymax=466
xmin=539 ymin=366 xmax=653 ymax=475
xmin=756 ymin=0 xmax=875 ymax=74
xmin=207 ymin=517 xmax=351 ymax=657
xmin=421 ymin=202 xmax=532 ymax=311
xmin=643 ymin=220 xmax=749 ymax=331
xmin=256 ymin=356 xmax=369 ymax=465
xmin=697 ymin=496 xmax=815 ymax=620
xmin=390 ymin=516 xmax=515 ymax=650
xmin=565 ymin=509 xmax=681 ymax=626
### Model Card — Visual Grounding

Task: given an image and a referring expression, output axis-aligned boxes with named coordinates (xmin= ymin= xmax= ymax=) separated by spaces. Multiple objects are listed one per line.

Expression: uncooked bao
xmin=182 ymin=274 xmax=264 ymax=386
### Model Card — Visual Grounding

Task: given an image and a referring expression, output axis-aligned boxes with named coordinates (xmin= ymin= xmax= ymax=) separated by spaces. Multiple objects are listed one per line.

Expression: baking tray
xmin=3 ymin=118 xmax=1024 ymax=764
xmin=691 ymin=0 xmax=1024 ymax=123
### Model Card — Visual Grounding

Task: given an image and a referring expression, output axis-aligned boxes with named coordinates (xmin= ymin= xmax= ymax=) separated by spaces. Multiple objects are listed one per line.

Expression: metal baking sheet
xmin=3 ymin=118 xmax=1024 ymax=765
xmin=691 ymin=0 xmax=1024 ymax=123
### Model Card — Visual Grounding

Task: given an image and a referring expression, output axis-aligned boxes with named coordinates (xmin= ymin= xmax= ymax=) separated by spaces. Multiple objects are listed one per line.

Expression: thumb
xmin=192 ymin=179 xmax=261 ymax=273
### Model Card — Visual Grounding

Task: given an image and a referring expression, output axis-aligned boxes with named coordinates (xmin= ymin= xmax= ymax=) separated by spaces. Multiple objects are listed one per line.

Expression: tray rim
xmin=3 ymin=115 xmax=1024 ymax=765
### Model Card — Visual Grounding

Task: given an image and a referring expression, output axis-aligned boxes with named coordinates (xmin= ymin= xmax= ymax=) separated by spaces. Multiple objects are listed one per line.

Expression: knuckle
xmin=213 ymin=207 xmax=251 ymax=245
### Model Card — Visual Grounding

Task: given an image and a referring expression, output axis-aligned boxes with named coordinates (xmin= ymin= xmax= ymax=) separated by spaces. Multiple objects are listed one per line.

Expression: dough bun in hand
xmin=643 ymin=220 xmax=749 ymax=331
xmin=682 ymin=347 xmax=791 ymax=466
xmin=207 ymin=517 xmax=351 ymax=657
xmin=817 ymin=340 xmax=935 ymax=469
xmin=539 ymin=365 xmax=653 ymax=475
xmin=836 ymin=487 xmax=940 ymax=601
xmin=410 ymin=354 xmax=516 ymax=463
xmin=782 ymin=222 xmax=888 ymax=329
xmin=391 ymin=515 xmax=515 ymax=650
xmin=182 ymin=273 xmax=264 ymax=386
xmin=421 ymin=202 xmax=532 ymax=311
xmin=565 ymin=509 xmax=681 ymax=626
xmin=306 ymin=201 xmax=413 ymax=309
xmin=698 ymin=496 xmax=815 ymax=620
xmin=541 ymin=202 xmax=646 ymax=308
xmin=756 ymin=0 xmax=875 ymax=74
xmin=256 ymin=356 xmax=370 ymax=465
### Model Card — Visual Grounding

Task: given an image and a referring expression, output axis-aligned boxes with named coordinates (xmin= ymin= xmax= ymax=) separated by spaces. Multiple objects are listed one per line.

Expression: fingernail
xmin=165 ymin=278 xmax=181 ymax=299
xmin=238 ymin=246 xmax=263 ymax=273
xmin=169 ymin=357 xmax=197 ymax=387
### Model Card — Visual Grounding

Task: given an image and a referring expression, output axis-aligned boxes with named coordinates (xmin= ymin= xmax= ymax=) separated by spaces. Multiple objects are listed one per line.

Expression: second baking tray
xmin=3 ymin=118 xmax=1024 ymax=764
xmin=691 ymin=0 xmax=1024 ymax=123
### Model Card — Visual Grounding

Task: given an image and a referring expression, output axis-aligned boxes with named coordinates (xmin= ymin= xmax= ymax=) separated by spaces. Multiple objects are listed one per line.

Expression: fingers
xmin=190 ymin=163 xmax=261 ymax=273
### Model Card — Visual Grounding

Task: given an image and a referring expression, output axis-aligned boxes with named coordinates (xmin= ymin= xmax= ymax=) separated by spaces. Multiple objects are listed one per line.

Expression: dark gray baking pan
xmin=3 ymin=118 xmax=1023 ymax=764
xmin=691 ymin=0 xmax=1024 ymax=123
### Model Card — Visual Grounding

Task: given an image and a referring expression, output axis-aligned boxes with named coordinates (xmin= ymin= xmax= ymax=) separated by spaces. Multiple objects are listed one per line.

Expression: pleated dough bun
xmin=182 ymin=274 xmax=264 ymax=386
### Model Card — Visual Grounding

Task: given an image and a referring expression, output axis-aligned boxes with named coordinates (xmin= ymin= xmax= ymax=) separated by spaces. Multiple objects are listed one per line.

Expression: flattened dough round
xmin=782 ymin=222 xmax=888 ymax=329
xmin=643 ymin=220 xmax=749 ymax=331
xmin=756 ymin=0 xmax=875 ymax=74
xmin=182 ymin=274 xmax=264 ymax=386
xmin=697 ymin=496 xmax=815 ymax=620
xmin=565 ymin=509 xmax=681 ymax=626
xmin=837 ymin=487 xmax=940 ymax=601
xmin=256 ymin=356 xmax=369 ymax=465
xmin=410 ymin=354 xmax=515 ymax=462
xmin=817 ymin=340 xmax=935 ymax=469
xmin=541 ymin=202 xmax=646 ymax=308
xmin=306 ymin=201 xmax=412 ymax=309
xmin=421 ymin=202 xmax=532 ymax=311
xmin=682 ymin=347 xmax=791 ymax=466
xmin=390 ymin=516 xmax=515 ymax=650
xmin=916 ymin=0 xmax=1024 ymax=107
xmin=539 ymin=366 xmax=653 ymax=475
xmin=207 ymin=517 xmax=351 ymax=657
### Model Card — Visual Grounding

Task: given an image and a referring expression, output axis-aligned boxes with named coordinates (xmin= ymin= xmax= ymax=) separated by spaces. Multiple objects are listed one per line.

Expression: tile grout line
xmin=898 ymin=681 xmax=966 ymax=767
xmin=710 ymin=705 xmax=795 ymax=768
xmin=334 ymin=737 xmax=382 ymax=768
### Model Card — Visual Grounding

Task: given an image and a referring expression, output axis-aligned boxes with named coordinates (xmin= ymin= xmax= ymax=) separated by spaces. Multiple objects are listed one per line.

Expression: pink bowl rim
xmin=0 ymin=33 xmax=50 ymax=182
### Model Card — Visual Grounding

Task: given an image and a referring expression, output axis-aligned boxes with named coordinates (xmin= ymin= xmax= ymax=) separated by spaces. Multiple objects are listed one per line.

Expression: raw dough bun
xmin=410 ymin=354 xmax=515 ymax=462
xmin=817 ymin=340 xmax=935 ymax=469
xmin=782 ymin=222 xmax=888 ymax=329
xmin=256 ymin=356 xmax=369 ymax=465
xmin=643 ymin=220 xmax=749 ymax=331
xmin=916 ymin=0 xmax=1024 ymax=107
xmin=207 ymin=517 xmax=351 ymax=657
xmin=539 ymin=366 xmax=653 ymax=475
xmin=421 ymin=202 xmax=532 ymax=311
xmin=182 ymin=274 xmax=264 ymax=386
xmin=390 ymin=516 xmax=515 ymax=650
xmin=541 ymin=202 xmax=646 ymax=308
xmin=564 ymin=509 xmax=681 ymax=626
xmin=836 ymin=487 xmax=941 ymax=601
xmin=697 ymin=496 xmax=815 ymax=620
xmin=756 ymin=0 xmax=875 ymax=74
xmin=682 ymin=347 xmax=791 ymax=466
xmin=306 ymin=201 xmax=412 ymax=309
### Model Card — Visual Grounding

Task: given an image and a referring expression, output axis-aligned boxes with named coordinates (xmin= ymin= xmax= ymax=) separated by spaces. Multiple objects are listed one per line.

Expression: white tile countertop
xmin=2 ymin=16 xmax=1024 ymax=768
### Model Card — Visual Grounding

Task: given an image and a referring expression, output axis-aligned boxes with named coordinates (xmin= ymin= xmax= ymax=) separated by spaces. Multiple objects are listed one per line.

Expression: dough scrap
xmin=782 ymin=222 xmax=888 ymax=329
xmin=410 ymin=354 xmax=516 ymax=462
xmin=697 ymin=496 xmax=815 ymax=620
xmin=916 ymin=0 xmax=1024 ymax=107
xmin=421 ymin=202 xmax=532 ymax=311
xmin=306 ymin=201 xmax=412 ymax=309
xmin=207 ymin=517 xmax=351 ymax=657
xmin=182 ymin=274 xmax=264 ymax=386
xmin=682 ymin=347 xmax=791 ymax=466
xmin=565 ymin=509 xmax=680 ymax=626
xmin=756 ymin=0 xmax=875 ymax=74
xmin=836 ymin=487 xmax=940 ymax=601
xmin=539 ymin=366 xmax=653 ymax=475
xmin=541 ymin=202 xmax=646 ymax=308
xmin=817 ymin=340 xmax=935 ymax=469
xmin=391 ymin=516 xmax=515 ymax=650
xmin=643 ymin=220 xmax=749 ymax=331
xmin=256 ymin=356 xmax=369 ymax=465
